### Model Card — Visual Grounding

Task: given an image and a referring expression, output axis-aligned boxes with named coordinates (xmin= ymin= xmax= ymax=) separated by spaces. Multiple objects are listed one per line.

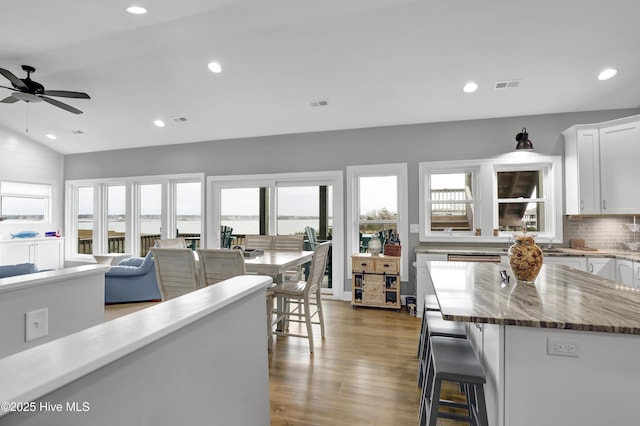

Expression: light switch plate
xmin=410 ymin=224 xmax=420 ymax=233
xmin=25 ymin=308 xmax=48 ymax=342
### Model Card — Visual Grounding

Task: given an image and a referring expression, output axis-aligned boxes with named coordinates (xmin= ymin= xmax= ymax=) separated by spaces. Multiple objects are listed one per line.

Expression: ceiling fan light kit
xmin=0 ymin=65 xmax=90 ymax=114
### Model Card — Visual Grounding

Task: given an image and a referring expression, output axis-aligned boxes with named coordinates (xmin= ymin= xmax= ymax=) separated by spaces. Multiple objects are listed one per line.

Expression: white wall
xmin=0 ymin=265 xmax=107 ymax=358
xmin=0 ymin=125 xmax=64 ymax=239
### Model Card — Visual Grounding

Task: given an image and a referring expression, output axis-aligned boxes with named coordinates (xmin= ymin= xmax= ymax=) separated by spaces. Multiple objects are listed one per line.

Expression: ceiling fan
xmin=0 ymin=65 xmax=90 ymax=114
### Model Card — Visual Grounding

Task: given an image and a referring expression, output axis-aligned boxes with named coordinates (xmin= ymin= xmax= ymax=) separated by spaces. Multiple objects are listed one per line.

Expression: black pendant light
xmin=515 ymin=127 xmax=534 ymax=150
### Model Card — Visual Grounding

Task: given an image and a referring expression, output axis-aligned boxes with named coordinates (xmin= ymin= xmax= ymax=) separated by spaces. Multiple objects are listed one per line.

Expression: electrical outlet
xmin=25 ymin=308 xmax=48 ymax=342
xmin=410 ymin=224 xmax=420 ymax=233
xmin=547 ymin=338 xmax=580 ymax=357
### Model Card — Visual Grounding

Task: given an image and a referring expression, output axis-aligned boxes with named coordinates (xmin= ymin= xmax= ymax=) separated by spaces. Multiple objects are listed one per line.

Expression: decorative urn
xmin=508 ymin=233 xmax=543 ymax=284
xmin=367 ymin=234 xmax=383 ymax=256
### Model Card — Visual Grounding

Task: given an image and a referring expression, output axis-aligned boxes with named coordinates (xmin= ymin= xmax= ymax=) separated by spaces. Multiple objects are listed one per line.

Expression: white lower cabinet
xmin=615 ymin=259 xmax=634 ymax=287
xmin=633 ymin=261 xmax=640 ymax=289
xmin=0 ymin=238 xmax=64 ymax=269
xmin=543 ymin=256 xmax=587 ymax=271
xmin=587 ymin=257 xmax=614 ymax=280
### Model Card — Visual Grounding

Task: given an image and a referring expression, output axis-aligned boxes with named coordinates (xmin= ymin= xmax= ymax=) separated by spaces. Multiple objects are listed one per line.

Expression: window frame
xmin=419 ymin=155 xmax=563 ymax=243
xmin=0 ymin=180 xmax=53 ymax=224
xmin=65 ymin=173 xmax=204 ymax=261
xmin=421 ymin=164 xmax=481 ymax=238
xmin=208 ymin=170 xmax=344 ymax=300
xmin=346 ymin=163 xmax=408 ymax=281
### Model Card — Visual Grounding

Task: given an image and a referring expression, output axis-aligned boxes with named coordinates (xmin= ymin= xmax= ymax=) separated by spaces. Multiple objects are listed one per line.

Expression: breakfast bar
xmin=427 ymin=261 xmax=640 ymax=426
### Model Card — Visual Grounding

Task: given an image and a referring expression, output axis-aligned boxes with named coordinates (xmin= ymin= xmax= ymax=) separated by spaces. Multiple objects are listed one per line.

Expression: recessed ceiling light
xmin=463 ymin=81 xmax=478 ymax=93
xmin=126 ymin=6 xmax=147 ymax=15
xmin=598 ymin=68 xmax=618 ymax=81
xmin=153 ymin=119 xmax=165 ymax=128
xmin=45 ymin=134 xmax=56 ymax=140
xmin=207 ymin=61 xmax=222 ymax=74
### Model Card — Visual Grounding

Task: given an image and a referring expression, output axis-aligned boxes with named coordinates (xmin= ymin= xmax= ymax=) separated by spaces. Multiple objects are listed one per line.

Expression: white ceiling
xmin=1 ymin=0 xmax=639 ymax=154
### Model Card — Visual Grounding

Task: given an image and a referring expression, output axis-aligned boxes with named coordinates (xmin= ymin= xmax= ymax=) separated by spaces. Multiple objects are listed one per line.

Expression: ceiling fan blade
xmin=0 ymin=68 xmax=27 ymax=89
xmin=41 ymin=96 xmax=83 ymax=114
xmin=43 ymin=90 xmax=90 ymax=99
xmin=1 ymin=96 xmax=19 ymax=103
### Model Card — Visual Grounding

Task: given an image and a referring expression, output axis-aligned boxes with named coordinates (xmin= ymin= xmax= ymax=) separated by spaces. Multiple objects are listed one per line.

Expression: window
xmin=426 ymin=171 xmax=478 ymax=234
xmin=347 ymin=164 xmax=408 ymax=280
xmin=0 ymin=181 xmax=52 ymax=223
xmin=220 ymin=187 xmax=263 ymax=235
xmin=419 ymin=155 xmax=562 ymax=242
xmin=107 ymin=185 xmax=126 ymax=253
xmin=174 ymin=181 xmax=202 ymax=249
xmin=76 ymin=186 xmax=94 ymax=254
xmin=66 ymin=174 xmax=203 ymax=259
xmin=496 ymin=169 xmax=544 ymax=232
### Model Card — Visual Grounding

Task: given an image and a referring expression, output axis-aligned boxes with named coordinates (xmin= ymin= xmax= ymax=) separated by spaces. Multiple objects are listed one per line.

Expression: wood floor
xmin=105 ymin=299 xmax=468 ymax=425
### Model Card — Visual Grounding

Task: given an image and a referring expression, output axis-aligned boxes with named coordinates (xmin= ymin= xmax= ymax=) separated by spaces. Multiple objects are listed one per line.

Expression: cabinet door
xmin=543 ymin=256 xmax=587 ymax=271
xmin=564 ymin=127 xmax=601 ymax=214
xmin=587 ymin=258 xmax=614 ymax=280
xmin=362 ymin=275 xmax=384 ymax=305
xmin=34 ymin=239 xmax=63 ymax=270
xmin=599 ymin=122 xmax=640 ymax=213
xmin=0 ymin=241 xmax=34 ymax=265
xmin=616 ymin=259 xmax=634 ymax=287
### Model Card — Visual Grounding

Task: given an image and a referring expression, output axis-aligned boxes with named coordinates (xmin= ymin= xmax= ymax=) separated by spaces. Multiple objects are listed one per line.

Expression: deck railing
xmin=78 ymin=233 xmax=201 ymax=257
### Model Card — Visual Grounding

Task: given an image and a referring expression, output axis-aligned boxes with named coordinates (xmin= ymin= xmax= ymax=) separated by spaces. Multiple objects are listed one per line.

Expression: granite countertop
xmin=428 ymin=261 xmax=640 ymax=334
xmin=416 ymin=245 xmax=640 ymax=262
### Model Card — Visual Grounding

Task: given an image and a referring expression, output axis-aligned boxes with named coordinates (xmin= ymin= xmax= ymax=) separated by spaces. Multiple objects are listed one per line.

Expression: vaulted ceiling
xmin=1 ymin=0 xmax=639 ymax=154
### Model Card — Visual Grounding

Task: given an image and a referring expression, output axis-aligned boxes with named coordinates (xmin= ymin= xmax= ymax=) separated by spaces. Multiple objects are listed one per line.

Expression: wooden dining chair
xmin=196 ymin=248 xmax=246 ymax=286
xmin=151 ymin=248 xmax=202 ymax=301
xmin=245 ymin=234 xmax=273 ymax=250
xmin=272 ymin=241 xmax=331 ymax=353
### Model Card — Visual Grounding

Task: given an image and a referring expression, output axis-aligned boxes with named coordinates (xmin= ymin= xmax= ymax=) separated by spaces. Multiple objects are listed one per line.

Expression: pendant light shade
xmin=515 ymin=127 xmax=534 ymax=150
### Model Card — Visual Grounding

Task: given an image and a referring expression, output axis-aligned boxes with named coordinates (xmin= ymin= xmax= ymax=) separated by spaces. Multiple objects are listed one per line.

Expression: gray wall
xmin=64 ymin=108 xmax=640 ymax=294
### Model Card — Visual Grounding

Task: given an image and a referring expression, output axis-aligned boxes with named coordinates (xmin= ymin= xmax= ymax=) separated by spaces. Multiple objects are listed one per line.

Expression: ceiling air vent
xmin=172 ymin=116 xmax=188 ymax=122
xmin=310 ymin=100 xmax=329 ymax=107
xmin=494 ymin=80 xmax=520 ymax=90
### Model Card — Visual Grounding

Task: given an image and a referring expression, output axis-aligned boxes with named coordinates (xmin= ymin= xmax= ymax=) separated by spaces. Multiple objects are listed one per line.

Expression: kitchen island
xmin=427 ymin=261 xmax=640 ymax=426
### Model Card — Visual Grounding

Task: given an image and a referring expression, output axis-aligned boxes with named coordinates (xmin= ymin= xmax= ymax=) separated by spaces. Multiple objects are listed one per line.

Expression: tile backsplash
xmin=563 ymin=216 xmax=639 ymax=250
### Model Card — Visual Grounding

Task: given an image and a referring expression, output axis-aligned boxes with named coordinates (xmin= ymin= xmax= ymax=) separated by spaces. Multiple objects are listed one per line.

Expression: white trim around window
xmin=419 ymin=153 xmax=563 ymax=243
xmin=65 ymin=173 xmax=204 ymax=262
xmin=346 ymin=163 xmax=408 ymax=282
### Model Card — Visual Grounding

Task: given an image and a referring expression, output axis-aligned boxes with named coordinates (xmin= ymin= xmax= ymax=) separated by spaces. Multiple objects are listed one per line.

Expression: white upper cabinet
xmin=563 ymin=115 xmax=640 ymax=215
xmin=599 ymin=121 xmax=640 ymax=214
xmin=563 ymin=126 xmax=601 ymax=214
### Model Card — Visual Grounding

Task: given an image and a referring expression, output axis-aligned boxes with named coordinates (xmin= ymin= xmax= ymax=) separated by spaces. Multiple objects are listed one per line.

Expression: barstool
xmin=417 ymin=294 xmax=441 ymax=357
xmin=420 ymin=336 xmax=489 ymax=426
xmin=418 ymin=311 xmax=466 ymax=388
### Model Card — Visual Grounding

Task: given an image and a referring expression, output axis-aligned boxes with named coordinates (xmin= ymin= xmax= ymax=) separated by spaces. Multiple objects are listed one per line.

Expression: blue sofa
xmin=0 ymin=263 xmax=40 ymax=278
xmin=104 ymin=252 xmax=161 ymax=304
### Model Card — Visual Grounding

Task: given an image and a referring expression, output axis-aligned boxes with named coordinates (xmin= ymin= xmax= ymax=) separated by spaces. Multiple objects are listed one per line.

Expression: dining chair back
xmin=245 ymin=234 xmax=273 ymax=250
xmin=272 ymin=235 xmax=305 ymax=280
xmin=197 ymin=248 xmax=246 ymax=286
xmin=151 ymin=248 xmax=202 ymax=300
xmin=154 ymin=238 xmax=187 ymax=248
xmin=272 ymin=235 xmax=304 ymax=250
